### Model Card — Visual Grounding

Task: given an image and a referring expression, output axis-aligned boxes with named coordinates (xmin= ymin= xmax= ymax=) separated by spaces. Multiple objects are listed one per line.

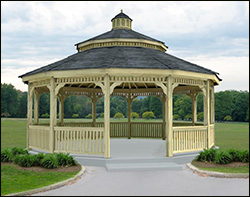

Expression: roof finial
xmin=121 ymin=9 xmax=123 ymax=13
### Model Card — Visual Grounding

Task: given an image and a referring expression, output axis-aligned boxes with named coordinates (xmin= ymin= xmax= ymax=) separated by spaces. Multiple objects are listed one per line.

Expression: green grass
xmin=1 ymin=164 xmax=80 ymax=196
xmin=193 ymin=165 xmax=249 ymax=174
xmin=215 ymin=122 xmax=249 ymax=150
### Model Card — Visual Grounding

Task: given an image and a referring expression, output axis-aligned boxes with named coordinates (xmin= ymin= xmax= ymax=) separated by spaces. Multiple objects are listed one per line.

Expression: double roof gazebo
xmin=19 ymin=10 xmax=221 ymax=158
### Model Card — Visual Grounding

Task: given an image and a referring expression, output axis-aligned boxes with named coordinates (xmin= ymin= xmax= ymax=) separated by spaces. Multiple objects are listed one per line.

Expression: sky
xmin=1 ymin=1 xmax=249 ymax=92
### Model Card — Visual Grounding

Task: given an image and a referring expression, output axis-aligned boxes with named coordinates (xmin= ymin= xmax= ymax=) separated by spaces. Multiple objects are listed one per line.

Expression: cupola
xmin=111 ymin=9 xmax=132 ymax=30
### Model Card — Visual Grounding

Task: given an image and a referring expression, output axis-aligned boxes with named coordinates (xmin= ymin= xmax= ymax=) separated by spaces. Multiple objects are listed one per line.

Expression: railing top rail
xmin=54 ymin=126 xmax=104 ymax=131
xmin=29 ymin=125 xmax=50 ymax=130
xmin=173 ymin=125 xmax=208 ymax=130
xmin=131 ymin=122 xmax=163 ymax=124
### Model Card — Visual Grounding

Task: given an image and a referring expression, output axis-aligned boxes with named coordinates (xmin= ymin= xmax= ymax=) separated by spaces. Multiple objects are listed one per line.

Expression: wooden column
xmin=34 ymin=89 xmax=40 ymax=125
xmin=162 ymin=94 xmax=166 ymax=140
xmin=166 ymin=76 xmax=173 ymax=157
xmin=104 ymin=74 xmax=110 ymax=158
xmin=59 ymin=93 xmax=64 ymax=126
xmin=49 ymin=77 xmax=57 ymax=153
xmin=203 ymin=80 xmax=210 ymax=149
xmin=27 ymin=84 xmax=33 ymax=149
xmin=92 ymin=93 xmax=97 ymax=127
xmin=127 ymin=93 xmax=132 ymax=139
xmin=191 ymin=93 xmax=198 ymax=126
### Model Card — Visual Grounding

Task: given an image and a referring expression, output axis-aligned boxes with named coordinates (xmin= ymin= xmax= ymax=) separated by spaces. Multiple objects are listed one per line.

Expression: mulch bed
xmin=192 ymin=160 xmax=249 ymax=168
xmin=1 ymin=162 xmax=81 ymax=172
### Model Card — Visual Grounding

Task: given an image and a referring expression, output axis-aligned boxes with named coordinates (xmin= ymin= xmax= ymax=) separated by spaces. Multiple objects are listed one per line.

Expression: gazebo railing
xmin=209 ymin=124 xmax=215 ymax=148
xmin=54 ymin=127 xmax=104 ymax=155
xmin=28 ymin=125 xmax=50 ymax=151
xmin=173 ymin=126 xmax=208 ymax=153
xmin=131 ymin=122 xmax=162 ymax=138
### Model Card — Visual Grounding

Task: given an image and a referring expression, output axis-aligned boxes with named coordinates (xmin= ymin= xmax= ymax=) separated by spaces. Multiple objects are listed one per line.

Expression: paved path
xmin=33 ymin=165 xmax=249 ymax=196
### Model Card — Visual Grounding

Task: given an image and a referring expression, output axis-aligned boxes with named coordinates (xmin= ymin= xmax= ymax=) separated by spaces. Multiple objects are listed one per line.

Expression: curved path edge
xmin=186 ymin=163 xmax=249 ymax=178
xmin=6 ymin=166 xmax=86 ymax=196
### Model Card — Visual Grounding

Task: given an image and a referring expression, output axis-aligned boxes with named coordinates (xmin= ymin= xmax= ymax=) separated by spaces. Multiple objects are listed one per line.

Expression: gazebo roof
xmin=19 ymin=46 xmax=220 ymax=80
xmin=19 ymin=10 xmax=221 ymax=82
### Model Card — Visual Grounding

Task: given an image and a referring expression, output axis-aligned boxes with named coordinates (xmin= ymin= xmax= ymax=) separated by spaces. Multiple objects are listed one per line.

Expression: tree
xmin=149 ymin=96 xmax=162 ymax=118
xmin=246 ymin=107 xmax=249 ymax=122
xmin=131 ymin=112 xmax=140 ymax=119
xmin=142 ymin=111 xmax=155 ymax=119
xmin=1 ymin=83 xmax=19 ymax=117
xmin=114 ymin=112 xmax=124 ymax=119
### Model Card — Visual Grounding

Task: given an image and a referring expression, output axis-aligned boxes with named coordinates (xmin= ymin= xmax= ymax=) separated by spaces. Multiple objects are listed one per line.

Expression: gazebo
xmin=19 ymin=10 xmax=221 ymax=159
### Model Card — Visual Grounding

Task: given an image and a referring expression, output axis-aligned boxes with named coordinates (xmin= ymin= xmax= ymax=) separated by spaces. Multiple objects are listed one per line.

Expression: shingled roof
xmin=75 ymin=28 xmax=165 ymax=46
xmin=19 ymin=46 xmax=221 ymax=81
xmin=111 ymin=12 xmax=133 ymax=21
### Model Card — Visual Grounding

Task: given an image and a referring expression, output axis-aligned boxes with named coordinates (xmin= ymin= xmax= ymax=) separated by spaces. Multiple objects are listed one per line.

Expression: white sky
xmin=1 ymin=1 xmax=249 ymax=92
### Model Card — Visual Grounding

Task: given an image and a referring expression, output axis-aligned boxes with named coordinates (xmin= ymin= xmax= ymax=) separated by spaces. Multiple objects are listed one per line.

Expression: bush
xmin=228 ymin=149 xmax=241 ymax=162
xmin=85 ymin=114 xmax=92 ymax=119
xmin=131 ymin=112 xmax=140 ymax=119
xmin=1 ymin=149 xmax=13 ymax=162
xmin=11 ymin=147 xmax=29 ymax=156
xmin=239 ymin=150 xmax=249 ymax=163
xmin=13 ymin=154 xmax=37 ymax=167
xmin=33 ymin=153 xmax=45 ymax=166
xmin=224 ymin=115 xmax=232 ymax=121
xmin=56 ymin=153 xmax=77 ymax=167
xmin=72 ymin=114 xmax=79 ymax=118
xmin=114 ymin=112 xmax=124 ymax=119
xmin=99 ymin=113 xmax=104 ymax=118
xmin=41 ymin=154 xmax=59 ymax=169
xmin=214 ymin=150 xmax=233 ymax=164
xmin=173 ymin=114 xmax=181 ymax=120
xmin=41 ymin=113 xmax=50 ymax=118
xmin=195 ymin=148 xmax=217 ymax=162
xmin=142 ymin=111 xmax=155 ymax=119
xmin=197 ymin=112 xmax=204 ymax=121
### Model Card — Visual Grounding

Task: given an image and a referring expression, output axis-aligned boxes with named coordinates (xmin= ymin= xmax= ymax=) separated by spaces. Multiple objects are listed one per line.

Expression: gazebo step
xmin=105 ymin=162 xmax=183 ymax=172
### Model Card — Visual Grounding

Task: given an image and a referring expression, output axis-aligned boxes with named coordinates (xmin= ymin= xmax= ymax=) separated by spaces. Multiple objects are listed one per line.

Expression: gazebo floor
xmin=30 ymin=139 xmax=199 ymax=171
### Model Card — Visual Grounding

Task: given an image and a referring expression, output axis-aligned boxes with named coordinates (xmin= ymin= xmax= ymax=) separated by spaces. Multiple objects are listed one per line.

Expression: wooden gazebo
xmin=19 ymin=10 xmax=221 ymax=158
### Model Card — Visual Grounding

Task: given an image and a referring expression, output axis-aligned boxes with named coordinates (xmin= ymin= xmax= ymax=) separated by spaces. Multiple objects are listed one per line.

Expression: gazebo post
xmin=34 ymin=89 xmax=40 ymax=125
xmin=27 ymin=84 xmax=34 ymax=149
xmin=161 ymin=94 xmax=166 ymax=140
xmin=59 ymin=90 xmax=65 ymax=126
xmin=166 ymin=76 xmax=173 ymax=157
xmin=92 ymin=92 xmax=97 ymax=127
xmin=104 ymin=74 xmax=111 ymax=158
xmin=127 ymin=92 xmax=132 ymax=139
xmin=203 ymin=80 xmax=210 ymax=149
xmin=49 ymin=77 xmax=57 ymax=153
xmin=191 ymin=92 xmax=198 ymax=126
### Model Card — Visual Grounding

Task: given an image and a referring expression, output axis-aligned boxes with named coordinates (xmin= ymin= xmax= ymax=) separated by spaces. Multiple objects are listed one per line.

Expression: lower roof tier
xmin=19 ymin=46 xmax=221 ymax=82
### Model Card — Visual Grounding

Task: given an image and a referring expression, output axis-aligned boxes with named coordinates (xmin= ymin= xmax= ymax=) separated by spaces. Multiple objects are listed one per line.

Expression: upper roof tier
xmin=75 ymin=10 xmax=168 ymax=52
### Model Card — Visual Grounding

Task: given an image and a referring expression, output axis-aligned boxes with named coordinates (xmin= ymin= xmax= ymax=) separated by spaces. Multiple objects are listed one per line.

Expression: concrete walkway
xmin=33 ymin=165 xmax=249 ymax=196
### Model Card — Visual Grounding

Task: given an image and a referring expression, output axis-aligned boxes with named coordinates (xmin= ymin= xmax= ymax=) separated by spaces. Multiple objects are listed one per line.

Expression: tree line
xmin=1 ymin=83 xmax=249 ymax=122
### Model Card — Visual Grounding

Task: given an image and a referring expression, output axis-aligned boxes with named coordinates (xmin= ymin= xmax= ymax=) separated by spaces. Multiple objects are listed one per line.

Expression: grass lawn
xmin=1 ymin=164 xmax=80 ymax=196
xmin=193 ymin=166 xmax=249 ymax=174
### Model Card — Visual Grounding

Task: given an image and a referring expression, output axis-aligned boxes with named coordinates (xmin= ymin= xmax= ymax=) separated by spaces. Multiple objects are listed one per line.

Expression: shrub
xmin=142 ymin=111 xmax=155 ymax=119
xmin=195 ymin=148 xmax=217 ymax=162
xmin=228 ymin=149 xmax=241 ymax=162
xmin=1 ymin=149 xmax=13 ymax=162
xmin=85 ymin=114 xmax=92 ymax=119
xmin=11 ymin=147 xmax=29 ymax=156
xmin=224 ymin=115 xmax=232 ymax=121
xmin=114 ymin=112 xmax=124 ymax=119
xmin=41 ymin=154 xmax=59 ymax=169
xmin=41 ymin=113 xmax=50 ymax=118
xmin=99 ymin=113 xmax=104 ymax=118
xmin=72 ymin=114 xmax=79 ymax=118
xmin=197 ymin=112 xmax=204 ymax=121
xmin=239 ymin=150 xmax=249 ymax=163
xmin=173 ymin=114 xmax=181 ymax=120
xmin=214 ymin=150 xmax=233 ymax=164
xmin=33 ymin=153 xmax=45 ymax=166
xmin=131 ymin=112 xmax=140 ymax=119
xmin=13 ymin=154 xmax=37 ymax=167
xmin=56 ymin=153 xmax=77 ymax=167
